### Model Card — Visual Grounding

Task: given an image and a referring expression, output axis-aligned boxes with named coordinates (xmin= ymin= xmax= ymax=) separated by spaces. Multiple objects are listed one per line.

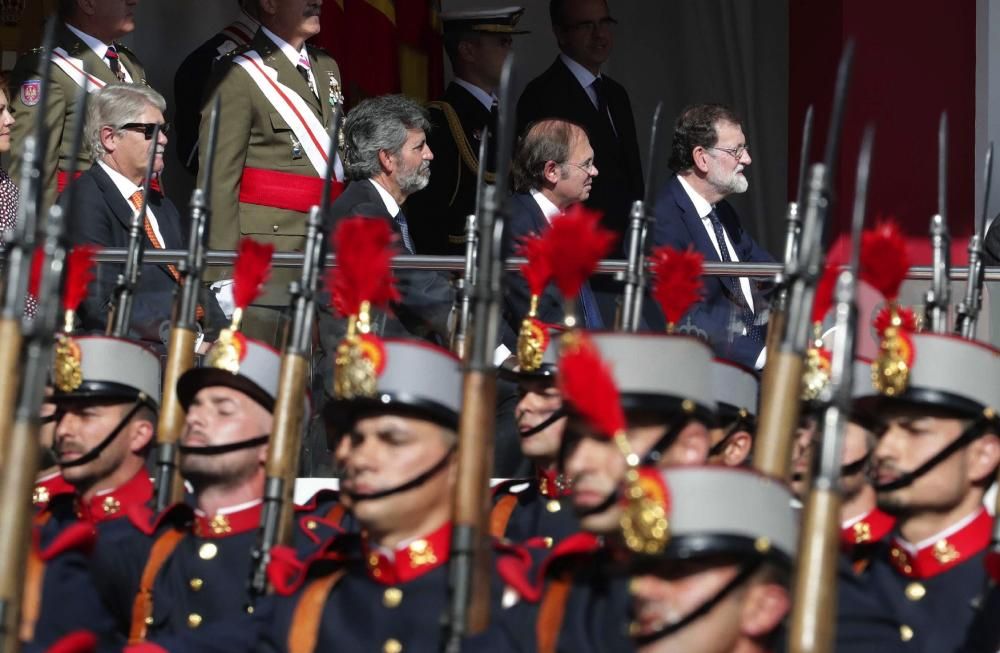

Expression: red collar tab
xmin=888 ymin=509 xmax=992 ymax=579
xmin=362 ymin=522 xmax=451 ymax=585
xmin=76 ymin=471 xmax=153 ymax=524
xmin=33 ymin=472 xmax=75 ymax=508
xmin=841 ymin=508 xmax=895 ymax=550
xmin=537 ymin=467 xmax=572 ymax=499
xmin=193 ymin=502 xmax=263 ymax=538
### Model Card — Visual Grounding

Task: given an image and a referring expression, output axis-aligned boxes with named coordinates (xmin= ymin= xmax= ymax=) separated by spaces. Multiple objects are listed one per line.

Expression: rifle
xmin=153 ymin=97 xmax=221 ymax=511
xmin=618 ymin=101 xmax=663 ymax=332
xmin=443 ymin=53 xmax=515 ymax=653
xmin=759 ymin=105 xmax=814 ymax=416
xmin=450 ymin=134 xmax=488 ymax=359
xmin=788 ymin=124 xmax=873 ymax=653
xmin=0 ymin=61 xmax=87 ymax=653
xmin=753 ymin=42 xmax=854 ymax=479
xmin=248 ymin=108 xmax=343 ymax=600
xmin=106 ymin=123 xmax=161 ymax=337
xmin=0 ymin=18 xmax=56 ymax=471
xmin=955 ymin=143 xmax=993 ymax=339
xmin=924 ymin=112 xmax=950 ymax=333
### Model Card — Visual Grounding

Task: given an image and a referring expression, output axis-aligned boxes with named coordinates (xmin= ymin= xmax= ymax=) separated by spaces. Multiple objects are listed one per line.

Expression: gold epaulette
xmin=428 ymin=100 xmax=497 ymax=186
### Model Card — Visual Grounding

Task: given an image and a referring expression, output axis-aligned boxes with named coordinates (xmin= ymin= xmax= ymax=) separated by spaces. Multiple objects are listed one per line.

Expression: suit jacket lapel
xmin=58 ymin=23 xmax=119 ymax=87
xmin=151 ymin=196 xmax=183 ymax=249
xmin=669 ymin=178 xmax=734 ymax=299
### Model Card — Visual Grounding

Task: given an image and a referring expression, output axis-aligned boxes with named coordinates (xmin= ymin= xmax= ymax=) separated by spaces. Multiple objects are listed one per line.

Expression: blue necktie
xmin=578 ymin=283 xmax=604 ymax=329
xmin=394 ymin=211 xmax=415 ymax=254
xmin=707 ymin=209 xmax=758 ymax=342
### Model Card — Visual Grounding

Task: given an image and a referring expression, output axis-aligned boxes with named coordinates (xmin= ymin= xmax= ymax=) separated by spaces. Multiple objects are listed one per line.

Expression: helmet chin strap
xmin=519 ymin=407 xmax=568 ymax=438
xmin=55 ymin=399 xmax=146 ymax=469
xmin=574 ymin=486 xmax=621 ymax=518
xmin=874 ymin=416 xmax=994 ymax=492
xmin=178 ymin=435 xmax=270 ymax=456
xmin=631 ymin=558 xmax=763 ymax=647
xmin=639 ymin=413 xmax=693 ymax=467
xmin=707 ymin=418 xmax=754 ymax=458
xmin=346 ymin=447 xmax=455 ymax=502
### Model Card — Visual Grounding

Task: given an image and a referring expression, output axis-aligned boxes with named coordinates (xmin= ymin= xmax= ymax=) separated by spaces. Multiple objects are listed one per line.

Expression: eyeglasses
xmin=563 ymin=158 xmax=596 ymax=174
xmin=118 ymin=122 xmax=170 ymax=139
xmin=709 ymin=145 xmax=749 ymax=160
xmin=563 ymin=16 xmax=618 ymax=34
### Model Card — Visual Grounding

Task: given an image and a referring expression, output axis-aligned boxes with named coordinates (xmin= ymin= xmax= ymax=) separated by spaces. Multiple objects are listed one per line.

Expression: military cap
xmin=587 ymin=332 xmax=716 ymax=422
xmin=326 ymin=339 xmax=463 ymax=430
xmin=640 ymin=466 xmax=798 ymax=567
xmin=176 ymin=337 xmax=282 ymax=412
xmin=441 ymin=6 xmax=529 ymax=36
xmin=710 ymin=358 xmax=758 ymax=423
xmin=51 ymin=336 xmax=161 ymax=409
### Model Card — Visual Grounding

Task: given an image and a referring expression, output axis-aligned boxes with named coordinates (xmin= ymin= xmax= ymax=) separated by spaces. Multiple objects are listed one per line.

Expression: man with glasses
xmin=650 ymin=103 xmax=774 ymax=370
xmin=67 ymin=83 xmax=224 ymax=347
xmin=516 ymin=0 xmax=643 ymax=239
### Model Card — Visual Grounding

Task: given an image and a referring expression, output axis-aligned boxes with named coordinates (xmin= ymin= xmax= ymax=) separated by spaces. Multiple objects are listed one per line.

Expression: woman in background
xmin=0 ymin=73 xmax=17 ymax=235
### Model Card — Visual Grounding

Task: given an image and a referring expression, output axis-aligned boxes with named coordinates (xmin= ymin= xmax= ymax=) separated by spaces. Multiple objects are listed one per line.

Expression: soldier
xmin=257 ymin=338 xmax=534 ymax=652
xmin=836 ymin=333 xmax=1000 ymax=652
xmin=202 ymin=0 xmax=342 ymax=345
xmin=707 ymin=358 xmax=757 ymax=466
xmin=173 ymin=0 xmax=261 ymax=174
xmin=404 ymin=7 xmax=527 ymax=255
xmin=628 ymin=466 xmax=796 ymax=653
xmin=9 ymin=0 xmax=145 ymax=210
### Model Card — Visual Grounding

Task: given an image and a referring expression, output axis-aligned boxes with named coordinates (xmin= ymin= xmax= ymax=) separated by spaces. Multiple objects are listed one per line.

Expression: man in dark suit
xmin=516 ymin=0 xmax=642 ymax=237
xmin=985 ymin=213 xmax=1000 ymax=265
xmin=67 ymin=84 xmax=224 ymax=347
xmin=404 ymin=7 xmax=526 ymax=255
xmin=650 ymin=103 xmax=774 ymax=370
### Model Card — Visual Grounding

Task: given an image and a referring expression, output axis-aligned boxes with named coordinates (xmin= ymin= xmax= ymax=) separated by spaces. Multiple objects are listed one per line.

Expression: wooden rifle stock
xmin=154 ymin=327 xmax=196 ymax=508
xmin=756 ymin=306 xmax=785 ymax=420
xmin=267 ymin=352 xmax=310 ymax=547
xmin=788 ymin=487 xmax=841 ymax=653
xmin=752 ymin=349 xmax=803 ymax=478
xmin=0 ymin=321 xmax=23 ymax=469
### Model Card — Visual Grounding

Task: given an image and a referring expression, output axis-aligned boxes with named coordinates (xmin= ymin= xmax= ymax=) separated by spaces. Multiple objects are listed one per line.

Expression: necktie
xmin=105 ymin=46 xmax=126 ymax=82
xmin=590 ymin=77 xmax=617 ymax=137
xmin=707 ymin=208 xmax=757 ymax=341
xmin=578 ymin=282 xmax=604 ymax=330
xmin=296 ymin=53 xmax=317 ymax=98
xmin=129 ymin=191 xmax=204 ymax=320
xmin=393 ymin=211 xmax=415 ymax=254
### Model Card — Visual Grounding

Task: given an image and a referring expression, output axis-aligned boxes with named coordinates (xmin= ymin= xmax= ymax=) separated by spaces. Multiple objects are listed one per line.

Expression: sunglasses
xmin=118 ymin=122 xmax=171 ymax=139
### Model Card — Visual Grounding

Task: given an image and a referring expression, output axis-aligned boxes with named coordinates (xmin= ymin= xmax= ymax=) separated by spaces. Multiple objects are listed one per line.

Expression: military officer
xmin=628 ymin=466 xmax=797 ymax=653
xmin=9 ymin=0 xmax=145 ymax=210
xmin=201 ymin=0 xmax=342 ymax=345
xmin=404 ymin=7 xmax=527 ymax=255
xmin=835 ymin=333 xmax=1000 ymax=653
xmin=707 ymin=358 xmax=757 ymax=467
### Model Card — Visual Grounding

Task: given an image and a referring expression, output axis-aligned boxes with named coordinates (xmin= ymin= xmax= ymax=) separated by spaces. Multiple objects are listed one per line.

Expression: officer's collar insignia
xmin=537 ymin=466 xmax=572 ymax=499
xmin=840 ymin=507 xmax=894 ymax=550
xmin=887 ymin=508 xmax=990 ymax=579
xmin=363 ymin=521 xmax=451 ymax=585
xmin=76 ymin=470 xmax=153 ymax=524
xmin=207 ymin=238 xmax=274 ymax=374
xmin=194 ymin=501 xmax=263 ymax=539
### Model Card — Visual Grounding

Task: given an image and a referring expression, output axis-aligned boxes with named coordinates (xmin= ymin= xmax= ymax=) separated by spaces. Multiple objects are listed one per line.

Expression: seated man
xmin=629 ymin=466 xmax=796 ymax=652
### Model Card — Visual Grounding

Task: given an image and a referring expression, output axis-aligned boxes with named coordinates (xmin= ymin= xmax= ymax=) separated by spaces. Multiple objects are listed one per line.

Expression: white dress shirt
xmin=529 ymin=189 xmax=561 ymax=223
xmin=261 ymin=26 xmax=316 ymax=93
xmin=453 ymin=78 xmax=497 ymax=112
xmin=98 ymin=161 xmax=166 ymax=246
xmin=66 ymin=22 xmax=134 ymax=82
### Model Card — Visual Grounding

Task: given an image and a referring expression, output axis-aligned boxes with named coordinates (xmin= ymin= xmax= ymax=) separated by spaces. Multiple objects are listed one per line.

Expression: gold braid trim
xmin=429 ymin=100 xmax=497 ymax=194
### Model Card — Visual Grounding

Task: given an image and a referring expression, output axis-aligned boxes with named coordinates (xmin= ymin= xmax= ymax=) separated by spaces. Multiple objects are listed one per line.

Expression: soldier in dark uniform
xmin=173 ymin=0 xmax=260 ymax=174
xmin=201 ymin=0 xmax=342 ymax=345
xmin=835 ymin=333 xmax=1000 ymax=653
xmin=9 ymin=0 xmax=146 ymax=210
xmin=404 ymin=7 xmax=527 ymax=255
xmin=628 ymin=466 xmax=797 ymax=653
xmin=707 ymin=358 xmax=757 ymax=466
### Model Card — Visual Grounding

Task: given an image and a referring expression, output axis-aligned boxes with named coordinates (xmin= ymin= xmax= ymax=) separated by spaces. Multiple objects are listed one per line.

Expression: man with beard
xmin=9 ymin=0 xmax=146 ymax=211
xmin=202 ymin=0 xmax=342 ymax=345
xmin=324 ymin=94 xmax=453 ymax=345
xmin=650 ymin=104 xmax=774 ymax=370
xmin=628 ymin=466 xmax=796 ymax=653
xmin=706 ymin=358 xmax=757 ymax=467
xmin=835 ymin=335 xmax=1000 ymax=653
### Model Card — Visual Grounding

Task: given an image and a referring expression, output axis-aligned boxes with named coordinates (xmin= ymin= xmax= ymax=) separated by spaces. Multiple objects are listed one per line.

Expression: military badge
xmin=54 ymin=336 xmax=83 ymax=392
xmin=52 ymin=246 xmax=99 ymax=392
xmin=327 ymin=73 xmax=344 ymax=108
xmin=207 ymin=328 xmax=248 ymax=374
xmin=20 ymin=79 xmax=41 ymax=107
xmin=290 ymin=134 xmax=303 ymax=160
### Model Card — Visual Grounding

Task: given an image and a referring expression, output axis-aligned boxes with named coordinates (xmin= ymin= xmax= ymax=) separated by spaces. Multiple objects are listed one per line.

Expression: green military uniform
xmin=201 ymin=28 xmax=341 ymax=344
xmin=8 ymin=20 xmax=145 ymax=210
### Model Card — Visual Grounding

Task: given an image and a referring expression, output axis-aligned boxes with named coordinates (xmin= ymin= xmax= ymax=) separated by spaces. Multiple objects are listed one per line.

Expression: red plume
xmin=517 ymin=234 xmax=553 ymax=297
xmin=232 ymin=238 xmax=275 ymax=310
xmin=329 ymin=217 xmax=401 ymax=318
xmin=44 ymin=631 xmax=98 ymax=653
xmin=649 ymin=245 xmax=704 ymax=325
xmin=545 ymin=205 xmax=616 ymax=298
xmin=28 ymin=246 xmax=45 ymax=298
xmin=860 ymin=220 xmax=909 ymax=302
xmin=62 ymin=245 xmax=100 ymax=312
xmin=811 ymin=257 xmax=844 ymax=325
xmin=558 ymin=334 xmax=625 ymax=437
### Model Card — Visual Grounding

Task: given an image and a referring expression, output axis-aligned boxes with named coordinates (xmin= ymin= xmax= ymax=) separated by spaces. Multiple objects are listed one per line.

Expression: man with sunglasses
xmin=9 ymin=0 xmax=146 ymax=212
xmin=650 ymin=103 xmax=774 ymax=371
xmin=67 ymin=83 xmax=224 ymax=348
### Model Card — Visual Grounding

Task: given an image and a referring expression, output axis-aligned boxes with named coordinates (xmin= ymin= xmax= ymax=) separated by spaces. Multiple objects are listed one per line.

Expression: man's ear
xmin=967 ymin=431 xmax=1000 ymax=485
xmin=378 ymin=148 xmax=395 ymax=176
xmin=100 ymin=125 xmax=118 ymax=155
xmin=128 ymin=417 xmax=155 ymax=454
xmin=723 ymin=430 xmax=753 ymax=467
xmin=740 ymin=582 xmax=790 ymax=639
xmin=542 ymin=159 xmax=562 ymax=185
xmin=456 ymin=39 xmax=477 ymax=66
xmin=692 ymin=146 xmax=712 ymax=174
xmin=257 ymin=0 xmax=278 ymax=18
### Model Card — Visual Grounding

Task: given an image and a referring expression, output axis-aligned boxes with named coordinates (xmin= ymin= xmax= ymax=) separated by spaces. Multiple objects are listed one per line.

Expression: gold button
xmin=384 ymin=639 xmax=402 ymax=653
xmin=189 ymin=578 xmax=204 ymax=592
xmin=383 ymin=587 xmax=403 ymax=608
xmin=546 ymin=500 xmax=561 ymax=513
xmin=246 ymin=605 xmax=254 ymax=615
xmin=754 ymin=537 xmax=771 ymax=554
xmin=187 ymin=613 xmax=202 ymax=629
xmin=272 ymin=225 xmax=279 ymax=232
xmin=543 ymin=537 xmax=554 ymax=548
xmin=306 ymin=519 xmax=318 ymax=530
xmin=144 ymin=616 xmax=154 ymax=625
xmin=198 ymin=543 xmax=218 ymax=560
xmin=900 ymin=624 xmax=914 ymax=641
xmin=904 ymin=582 xmax=926 ymax=601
